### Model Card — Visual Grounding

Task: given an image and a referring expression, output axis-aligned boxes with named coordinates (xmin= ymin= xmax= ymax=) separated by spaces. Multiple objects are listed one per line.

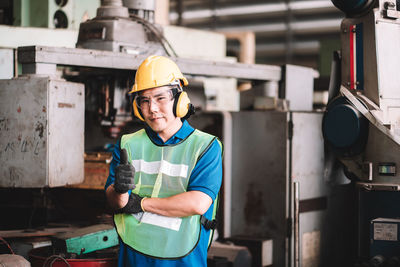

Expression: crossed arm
xmin=106 ymin=185 xmax=212 ymax=217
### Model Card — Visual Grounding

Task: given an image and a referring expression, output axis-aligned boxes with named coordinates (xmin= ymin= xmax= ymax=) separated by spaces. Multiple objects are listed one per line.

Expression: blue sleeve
xmin=187 ymin=139 xmax=223 ymax=201
xmin=105 ymin=140 xmax=121 ymax=190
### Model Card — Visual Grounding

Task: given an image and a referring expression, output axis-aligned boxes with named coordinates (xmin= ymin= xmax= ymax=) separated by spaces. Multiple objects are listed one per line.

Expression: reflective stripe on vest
xmin=114 ymin=129 xmax=218 ymax=259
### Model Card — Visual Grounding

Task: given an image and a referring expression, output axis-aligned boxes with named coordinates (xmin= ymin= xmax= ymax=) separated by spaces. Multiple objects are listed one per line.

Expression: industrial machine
xmin=323 ymin=0 xmax=400 ymax=188
xmin=322 ymin=0 xmax=400 ymax=265
xmin=76 ymin=0 xmax=167 ymax=55
xmin=189 ymin=110 xmax=334 ymax=267
xmin=12 ymin=0 xmax=99 ymax=30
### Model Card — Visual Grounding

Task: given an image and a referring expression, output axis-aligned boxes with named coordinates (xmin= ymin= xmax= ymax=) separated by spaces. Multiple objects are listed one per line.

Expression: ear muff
xmin=132 ymin=99 xmax=145 ymax=121
xmin=173 ymin=91 xmax=191 ymax=118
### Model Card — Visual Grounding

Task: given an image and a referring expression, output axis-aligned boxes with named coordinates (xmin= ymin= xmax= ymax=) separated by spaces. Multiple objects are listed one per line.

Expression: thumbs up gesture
xmin=114 ymin=148 xmax=136 ymax=194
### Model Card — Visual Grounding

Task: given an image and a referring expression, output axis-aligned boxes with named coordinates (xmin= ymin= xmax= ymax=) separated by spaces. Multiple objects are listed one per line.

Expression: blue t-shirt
xmin=105 ymin=120 xmax=223 ymax=267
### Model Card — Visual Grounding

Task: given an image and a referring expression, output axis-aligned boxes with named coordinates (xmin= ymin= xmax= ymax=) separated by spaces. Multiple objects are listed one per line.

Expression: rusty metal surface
xmin=291 ymin=112 xmax=328 ymax=199
xmin=17 ymin=46 xmax=282 ymax=81
xmin=291 ymin=112 xmax=331 ymax=267
xmin=0 ymin=77 xmax=47 ymax=187
xmin=229 ymin=111 xmax=289 ymax=266
xmin=228 ymin=111 xmax=331 ymax=267
xmin=0 ymin=76 xmax=84 ymax=187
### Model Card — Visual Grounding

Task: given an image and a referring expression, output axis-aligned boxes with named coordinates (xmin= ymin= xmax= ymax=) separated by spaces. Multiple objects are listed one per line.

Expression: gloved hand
xmin=121 ymin=193 xmax=144 ymax=214
xmin=114 ymin=148 xmax=135 ymax=194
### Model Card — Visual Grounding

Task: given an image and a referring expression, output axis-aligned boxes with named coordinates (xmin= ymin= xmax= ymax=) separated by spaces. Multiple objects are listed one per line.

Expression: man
xmin=105 ymin=55 xmax=223 ymax=266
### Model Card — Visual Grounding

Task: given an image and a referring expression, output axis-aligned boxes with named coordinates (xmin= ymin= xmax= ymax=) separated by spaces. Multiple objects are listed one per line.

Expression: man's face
xmin=136 ymin=86 xmax=182 ymax=139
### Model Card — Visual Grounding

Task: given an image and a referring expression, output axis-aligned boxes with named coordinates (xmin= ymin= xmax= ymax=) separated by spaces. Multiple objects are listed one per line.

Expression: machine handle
xmin=294 ymin=181 xmax=300 ymax=267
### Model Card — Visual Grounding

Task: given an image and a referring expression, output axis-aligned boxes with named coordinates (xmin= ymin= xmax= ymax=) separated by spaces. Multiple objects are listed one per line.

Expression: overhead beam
xmin=17 ymin=46 xmax=281 ymax=81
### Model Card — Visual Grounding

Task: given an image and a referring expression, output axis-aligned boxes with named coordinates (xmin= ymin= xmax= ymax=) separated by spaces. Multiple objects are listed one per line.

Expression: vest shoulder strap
xmin=121 ymin=129 xmax=146 ymax=147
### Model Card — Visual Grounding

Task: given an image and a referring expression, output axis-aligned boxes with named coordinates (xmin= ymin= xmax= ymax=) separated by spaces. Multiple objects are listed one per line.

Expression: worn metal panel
xmin=291 ymin=112 xmax=328 ymax=199
xmin=374 ymin=17 xmax=400 ymax=126
xmin=17 ymin=46 xmax=282 ymax=81
xmin=284 ymin=65 xmax=316 ymax=111
xmin=192 ymin=111 xmax=329 ymax=266
xmin=48 ymin=79 xmax=84 ymax=187
xmin=375 ymin=16 xmax=400 ymax=100
xmin=0 ymin=77 xmax=48 ymax=187
xmin=291 ymin=112 xmax=330 ymax=267
xmin=0 ymin=76 xmax=84 ymax=187
xmin=230 ymin=111 xmax=289 ymax=267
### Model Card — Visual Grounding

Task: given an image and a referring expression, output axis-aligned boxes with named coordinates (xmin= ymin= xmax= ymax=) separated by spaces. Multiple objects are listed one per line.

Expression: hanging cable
xmin=0 ymin=237 xmax=14 ymax=254
xmin=129 ymin=14 xmax=179 ymax=57
xmin=43 ymin=255 xmax=71 ymax=267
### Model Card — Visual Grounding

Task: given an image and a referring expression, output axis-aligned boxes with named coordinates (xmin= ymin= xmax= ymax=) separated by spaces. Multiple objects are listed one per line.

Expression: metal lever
xmin=294 ymin=181 xmax=300 ymax=267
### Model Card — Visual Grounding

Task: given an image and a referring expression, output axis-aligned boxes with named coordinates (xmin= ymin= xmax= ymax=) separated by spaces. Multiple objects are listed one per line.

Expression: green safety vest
xmin=114 ymin=128 xmax=220 ymax=259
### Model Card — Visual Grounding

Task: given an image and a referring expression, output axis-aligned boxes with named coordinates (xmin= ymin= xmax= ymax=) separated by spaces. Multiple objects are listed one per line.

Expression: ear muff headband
xmin=133 ymin=89 xmax=191 ymax=120
xmin=133 ymin=99 xmax=145 ymax=121
xmin=174 ymin=91 xmax=190 ymax=118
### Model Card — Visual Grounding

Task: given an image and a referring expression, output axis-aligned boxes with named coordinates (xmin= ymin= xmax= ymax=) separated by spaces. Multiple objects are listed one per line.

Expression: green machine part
xmin=13 ymin=0 xmax=99 ymax=29
xmin=53 ymin=224 xmax=119 ymax=255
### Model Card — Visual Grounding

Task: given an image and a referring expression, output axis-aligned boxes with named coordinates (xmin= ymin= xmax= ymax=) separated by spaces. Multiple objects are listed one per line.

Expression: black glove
xmin=114 ymin=148 xmax=135 ymax=194
xmin=121 ymin=193 xmax=144 ymax=214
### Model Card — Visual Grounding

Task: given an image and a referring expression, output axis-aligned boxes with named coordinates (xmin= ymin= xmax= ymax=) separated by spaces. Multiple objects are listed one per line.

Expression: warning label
xmin=374 ymin=223 xmax=398 ymax=241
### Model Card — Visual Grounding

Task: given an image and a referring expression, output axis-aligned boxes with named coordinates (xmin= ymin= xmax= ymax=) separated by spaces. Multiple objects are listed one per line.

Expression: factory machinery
xmin=322 ymin=0 xmax=400 ymax=266
xmin=2 ymin=0 xmax=395 ymax=266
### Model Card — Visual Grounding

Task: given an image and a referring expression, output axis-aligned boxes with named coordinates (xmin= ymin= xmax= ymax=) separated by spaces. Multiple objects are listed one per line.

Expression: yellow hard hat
xmin=130 ymin=55 xmax=188 ymax=94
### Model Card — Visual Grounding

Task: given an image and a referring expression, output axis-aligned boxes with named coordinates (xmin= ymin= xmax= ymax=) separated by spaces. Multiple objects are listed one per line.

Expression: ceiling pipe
xmin=228 ymin=40 xmax=320 ymax=57
xmin=169 ymin=0 xmax=339 ymax=23
xmin=256 ymin=41 xmax=320 ymax=56
xmin=216 ymin=18 xmax=342 ymax=37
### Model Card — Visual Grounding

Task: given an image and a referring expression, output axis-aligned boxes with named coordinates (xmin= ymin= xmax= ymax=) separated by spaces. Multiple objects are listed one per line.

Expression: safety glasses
xmin=135 ymin=88 xmax=178 ymax=110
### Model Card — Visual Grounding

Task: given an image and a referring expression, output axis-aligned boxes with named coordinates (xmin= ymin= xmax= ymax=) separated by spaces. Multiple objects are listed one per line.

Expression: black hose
xmin=129 ymin=14 xmax=179 ymax=57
